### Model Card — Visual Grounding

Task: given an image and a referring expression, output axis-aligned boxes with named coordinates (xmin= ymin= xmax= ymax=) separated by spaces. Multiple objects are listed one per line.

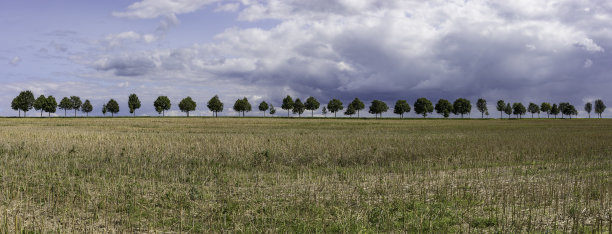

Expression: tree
xmin=45 ymin=96 xmax=57 ymax=117
xmin=233 ymin=97 xmax=251 ymax=117
xmin=584 ymin=102 xmax=592 ymax=118
xmin=11 ymin=97 xmax=20 ymax=117
xmin=435 ymin=99 xmax=452 ymax=118
xmin=178 ymin=96 xmax=197 ymax=117
xmin=322 ymin=106 xmax=328 ymax=117
xmin=496 ymin=100 xmax=506 ymax=119
xmin=304 ymin=96 xmax=320 ymax=117
xmin=393 ymin=100 xmax=410 ymax=118
xmin=58 ymin=97 xmax=72 ymax=117
xmin=551 ymin=104 xmax=560 ymax=118
xmin=258 ymin=101 xmax=269 ymax=116
xmin=452 ymin=98 xmax=472 ymax=118
xmin=82 ymin=100 xmax=93 ymax=117
xmin=594 ymin=99 xmax=606 ymax=118
xmin=414 ymin=98 xmax=433 ymax=118
xmin=16 ymin=91 xmax=35 ymax=117
xmin=476 ymin=98 xmax=487 ymax=119
xmin=559 ymin=103 xmax=570 ymax=119
xmin=512 ymin=103 xmax=526 ymax=119
xmin=128 ymin=94 xmax=141 ymax=117
xmin=562 ymin=104 xmax=577 ymax=119
xmin=281 ymin=95 xmax=294 ymax=117
xmin=207 ymin=95 xmax=223 ymax=117
xmin=504 ymin=103 xmax=512 ymax=118
xmin=269 ymin=104 xmax=276 ymax=116
xmin=292 ymin=98 xmax=305 ymax=117
xmin=106 ymin=99 xmax=120 ymax=117
xmin=70 ymin=96 xmax=82 ymax=117
xmin=528 ymin=103 xmax=540 ymax=118
xmin=349 ymin=98 xmax=365 ymax=117
xmin=540 ymin=102 xmax=552 ymax=118
xmin=327 ymin=99 xmax=344 ymax=117
xmin=154 ymin=96 xmax=171 ymax=116
xmin=33 ymin=95 xmax=47 ymax=117
xmin=344 ymin=105 xmax=356 ymax=117
xmin=370 ymin=100 xmax=389 ymax=118
xmin=102 ymin=104 xmax=107 ymax=116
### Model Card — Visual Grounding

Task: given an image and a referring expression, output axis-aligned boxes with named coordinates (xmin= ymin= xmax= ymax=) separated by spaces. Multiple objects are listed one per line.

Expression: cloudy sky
xmin=1 ymin=0 xmax=611 ymax=117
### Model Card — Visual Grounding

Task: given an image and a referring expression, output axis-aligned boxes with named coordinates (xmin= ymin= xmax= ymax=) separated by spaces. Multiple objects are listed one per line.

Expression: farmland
xmin=0 ymin=117 xmax=610 ymax=232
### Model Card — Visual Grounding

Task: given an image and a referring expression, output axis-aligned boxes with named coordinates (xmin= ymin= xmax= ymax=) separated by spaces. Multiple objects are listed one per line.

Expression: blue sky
xmin=1 ymin=0 xmax=611 ymax=117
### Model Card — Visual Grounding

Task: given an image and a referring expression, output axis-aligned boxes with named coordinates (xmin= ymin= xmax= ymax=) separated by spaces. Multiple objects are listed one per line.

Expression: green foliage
xmin=560 ymin=103 xmax=577 ymax=119
xmin=45 ymin=96 xmax=57 ymax=116
xmin=321 ymin=106 xmax=328 ymax=117
xmin=368 ymin=100 xmax=389 ymax=118
xmin=344 ymin=105 xmax=356 ymax=117
xmin=392 ymin=100 xmax=410 ymax=118
xmin=349 ymin=98 xmax=365 ymax=117
xmin=106 ymin=99 xmax=120 ymax=117
xmin=282 ymin=95 xmax=294 ymax=117
xmin=13 ymin=90 xmax=35 ymax=117
xmin=504 ymin=103 xmax=512 ymax=118
xmin=496 ymin=100 xmax=506 ymax=119
xmin=414 ymin=98 xmax=433 ymax=118
xmin=58 ymin=97 xmax=72 ymax=117
xmin=584 ymin=102 xmax=592 ymax=118
xmin=233 ymin=97 xmax=252 ymax=117
xmin=70 ymin=96 xmax=82 ymax=117
xmin=33 ymin=95 xmax=47 ymax=117
xmin=528 ymin=103 xmax=540 ymax=118
xmin=327 ymin=99 xmax=344 ymax=117
xmin=540 ymin=102 xmax=551 ymax=118
xmin=594 ymin=99 xmax=606 ymax=118
xmin=305 ymin=96 xmax=320 ymax=117
xmin=179 ymin=97 xmax=197 ymax=117
xmin=550 ymin=104 xmax=560 ymax=118
xmin=102 ymin=104 xmax=107 ymax=116
xmin=292 ymin=98 xmax=305 ymax=117
xmin=452 ymin=98 xmax=471 ymax=118
xmin=476 ymin=98 xmax=487 ymax=118
xmin=258 ymin=101 xmax=269 ymax=116
xmin=435 ymin=99 xmax=452 ymax=118
xmin=207 ymin=95 xmax=224 ymax=117
xmin=81 ymin=100 xmax=93 ymax=117
xmin=154 ymin=96 xmax=171 ymax=116
xmin=512 ymin=103 xmax=526 ymax=118
xmin=128 ymin=94 xmax=141 ymax=116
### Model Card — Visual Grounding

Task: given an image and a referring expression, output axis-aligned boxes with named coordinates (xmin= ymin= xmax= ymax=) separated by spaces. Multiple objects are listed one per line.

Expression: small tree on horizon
xmin=45 ymin=96 xmax=57 ymax=117
xmin=102 ymin=104 xmax=107 ymax=116
xmin=233 ymin=97 xmax=252 ymax=117
xmin=128 ymin=94 xmax=141 ymax=117
xmin=154 ymin=96 xmax=171 ymax=117
xmin=476 ymin=98 xmax=487 ymax=119
xmin=58 ymin=97 xmax=72 ymax=117
xmin=33 ymin=95 xmax=47 ymax=117
xmin=528 ymin=103 xmax=540 ymax=118
xmin=82 ymin=99 xmax=93 ymax=117
xmin=512 ymin=103 xmax=526 ymax=119
xmin=370 ymin=100 xmax=389 ymax=119
xmin=304 ymin=96 xmax=320 ymax=117
xmin=269 ymin=104 xmax=276 ymax=116
xmin=540 ymin=102 xmax=551 ymax=118
xmin=327 ymin=99 xmax=343 ymax=117
xmin=293 ymin=98 xmax=305 ymax=117
xmin=179 ymin=96 xmax=197 ymax=117
xmin=16 ymin=91 xmax=35 ymax=117
xmin=414 ymin=98 xmax=433 ymax=118
xmin=70 ymin=96 xmax=82 ymax=117
xmin=349 ymin=98 xmax=365 ymax=118
xmin=106 ymin=99 xmax=120 ymax=117
xmin=584 ymin=102 xmax=592 ymax=118
xmin=281 ymin=95 xmax=294 ymax=117
xmin=496 ymin=100 xmax=506 ymax=119
xmin=504 ymin=103 xmax=512 ymax=118
xmin=393 ymin=100 xmax=410 ymax=118
xmin=594 ymin=99 xmax=606 ymax=118
xmin=435 ymin=99 xmax=452 ymax=118
xmin=258 ymin=101 xmax=269 ymax=117
xmin=452 ymin=98 xmax=472 ymax=118
xmin=344 ymin=105 xmax=356 ymax=117
xmin=321 ymin=106 xmax=328 ymax=117
xmin=551 ymin=104 xmax=560 ymax=118
xmin=207 ymin=95 xmax=223 ymax=117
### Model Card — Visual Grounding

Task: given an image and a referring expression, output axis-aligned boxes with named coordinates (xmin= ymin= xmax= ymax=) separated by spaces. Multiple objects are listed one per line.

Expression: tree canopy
xmin=207 ymin=95 xmax=224 ymax=117
xmin=304 ymin=96 xmax=320 ymax=117
xmin=327 ymin=99 xmax=344 ymax=117
xmin=435 ymin=99 xmax=452 ymax=118
xmin=452 ymin=98 xmax=472 ymax=118
xmin=179 ymin=96 xmax=197 ymax=117
xmin=58 ymin=97 xmax=72 ymax=117
xmin=258 ymin=101 xmax=269 ymax=116
xmin=594 ymin=99 xmax=606 ymax=118
xmin=393 ymin=100 xmax=410 ymax=118
xmin=540 ymin=102 xmax=551 ymax=118
xmin=292 ymin=98 xmax=305 ymax=117
xmin=233 ymin=97 xmax=251 ymax=117
xmin=70 ymin=96 xmax=82 ymax=117
xmin=512 ymin=103 xmax=526 ymax=118
xmin=528 ymin=103 xmax=540 ymax=118
xmin=154 ymin=96 xmax=171 ymax=116
xmin=349 ymin=98 xmax=365 ymax=117
xmin=476 ymin=98 xmax=487 ymax=119
xmin=33 ymin=95 xmax=47 ymax=117
xmin=82 ymin=100 xmax=93 ymax=117
xmin=496 ymin=100 xmax=506 ymax=119
xmin=106 ymin=99 xmax=120 ymax=117
xmin=414 ymin=98 xmax=433 ymax=118
xmin=128 ymin=94 xmax=141 ymax=116
xmin=281 ymin=95 xmax=294 ymax=117
xmin=369 ymin=100 xmax=389 ymax=118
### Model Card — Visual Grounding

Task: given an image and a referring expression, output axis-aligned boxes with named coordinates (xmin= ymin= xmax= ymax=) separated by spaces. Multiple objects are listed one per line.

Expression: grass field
xmin=0 ymin=117 xmax=610 ymax=232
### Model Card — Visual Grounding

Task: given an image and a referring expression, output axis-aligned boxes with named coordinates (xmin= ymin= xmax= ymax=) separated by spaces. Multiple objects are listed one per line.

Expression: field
xmin=0 ymin=117 xmax=610 ymax=232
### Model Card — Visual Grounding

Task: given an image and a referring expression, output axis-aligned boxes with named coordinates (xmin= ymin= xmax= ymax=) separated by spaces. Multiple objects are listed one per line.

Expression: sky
xmin=1 ymin=0 xmax=611 ymax=117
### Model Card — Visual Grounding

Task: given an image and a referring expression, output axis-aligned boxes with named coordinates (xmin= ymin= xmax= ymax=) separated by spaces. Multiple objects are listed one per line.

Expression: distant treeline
xmin=9 ymin=91 xmax=607 ymax=119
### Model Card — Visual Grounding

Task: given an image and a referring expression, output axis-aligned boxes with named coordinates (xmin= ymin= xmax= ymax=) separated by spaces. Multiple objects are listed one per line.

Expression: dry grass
xmin=0 ymin=117 xmax=610 ymax=232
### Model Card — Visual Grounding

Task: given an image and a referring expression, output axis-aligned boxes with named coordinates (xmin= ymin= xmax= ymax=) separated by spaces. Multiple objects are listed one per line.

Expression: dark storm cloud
xmin=95 ymin=56 xmax=156 ymax=77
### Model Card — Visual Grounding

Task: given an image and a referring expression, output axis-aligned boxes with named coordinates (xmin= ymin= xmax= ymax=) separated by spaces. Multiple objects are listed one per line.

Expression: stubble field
xmin=0 ymin=117 xmax=610 ymax=232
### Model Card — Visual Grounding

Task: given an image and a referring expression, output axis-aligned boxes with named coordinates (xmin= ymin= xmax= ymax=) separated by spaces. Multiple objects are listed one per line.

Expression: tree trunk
xmin=358 ymin=110 xmax=360 ymax=118
xmin=75 ymin=109 xmax=77 ymax=117
xmin=49 ymin=112 xmax=51 ymax=117
xmin=41 ymin=110 xmax=43 ymax=117
xmin=24 ymin=111 xmax=27 ymax=118
xmin=65 ymin=109 xmax=67 ymax=117
xmin=288 ymin=110 xmax=290 ymax=117
xmin=334 ymin=112 xmax=337 ymax=118
xmin=311 ymin=110 xmax=314 ymax=117
xmin=187 ymin=111 xmax=190 ymax=117
xmin=481 ymin=112 xmax=483 ymax=119
xmin=500 ymin=111 xmax=502 ymax=119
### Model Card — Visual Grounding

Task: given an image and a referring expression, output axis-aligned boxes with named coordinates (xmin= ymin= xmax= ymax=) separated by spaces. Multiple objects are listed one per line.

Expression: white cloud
xmin=9 ymin=56 xmax=21 ymax=66
xmin=215 ymin=3 xmax=240 ymax=12
xmin=112 ymin=0 xmax=219 ymax=19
